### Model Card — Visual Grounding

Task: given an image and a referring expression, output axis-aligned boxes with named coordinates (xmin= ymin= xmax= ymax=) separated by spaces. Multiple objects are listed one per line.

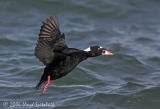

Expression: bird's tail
xmin=35 ymin=73 xmax=47 ymax=89
xmin=36 ymin=80 xmax=45 ymax=89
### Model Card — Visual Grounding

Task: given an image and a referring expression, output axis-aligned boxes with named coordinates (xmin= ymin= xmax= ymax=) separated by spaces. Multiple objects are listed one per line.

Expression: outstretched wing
xmin=35 ymin=16 xmax=68 ymax=65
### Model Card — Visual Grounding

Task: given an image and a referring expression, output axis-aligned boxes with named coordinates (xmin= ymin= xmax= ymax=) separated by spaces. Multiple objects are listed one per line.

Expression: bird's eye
xmin=102 ymin=50 xmax=105 ymax=53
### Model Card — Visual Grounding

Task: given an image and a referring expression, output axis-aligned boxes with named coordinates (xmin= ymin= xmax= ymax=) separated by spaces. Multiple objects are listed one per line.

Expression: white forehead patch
xmin=98 ymin=46 xmax=103 ymax=50
xmin=84 ymin=47 xmax=91 ymax=52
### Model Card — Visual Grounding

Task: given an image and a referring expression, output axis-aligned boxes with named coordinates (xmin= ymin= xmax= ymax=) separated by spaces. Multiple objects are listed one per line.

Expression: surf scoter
xmin=35 ymin=16 xmax=113 ymax=94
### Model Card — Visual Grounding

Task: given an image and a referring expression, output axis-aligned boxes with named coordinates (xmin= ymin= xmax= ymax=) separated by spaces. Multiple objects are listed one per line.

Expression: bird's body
xmin=34 ymin=16 xmax=113 ymax=94
xmin=41 ymin=49 xmax=88 ymax=81
xmin=36 ymin=48 xmax=93 ymax=89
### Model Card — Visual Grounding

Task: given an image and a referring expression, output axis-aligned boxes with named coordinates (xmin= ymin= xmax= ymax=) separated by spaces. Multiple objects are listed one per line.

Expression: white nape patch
xmin=84 ymin=47 xmax=91 ymax=52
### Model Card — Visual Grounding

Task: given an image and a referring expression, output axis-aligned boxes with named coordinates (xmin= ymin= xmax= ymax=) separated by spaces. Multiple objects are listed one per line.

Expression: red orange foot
xmin=42 ymin=75 xmax=51 ymax=94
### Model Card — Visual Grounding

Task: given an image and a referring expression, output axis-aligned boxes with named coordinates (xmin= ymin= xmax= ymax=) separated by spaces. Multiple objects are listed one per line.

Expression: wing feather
xmin=35 ymin=16 xmax=68 ymax=65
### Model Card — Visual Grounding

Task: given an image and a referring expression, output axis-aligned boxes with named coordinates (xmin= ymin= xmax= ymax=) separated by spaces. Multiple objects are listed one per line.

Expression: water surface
xmin=0 ymin=0 xmax=160 ymax=109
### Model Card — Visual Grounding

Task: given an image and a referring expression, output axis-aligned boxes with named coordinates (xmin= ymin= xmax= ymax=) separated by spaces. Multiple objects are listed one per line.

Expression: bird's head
xmin=84 ymin=46 xmax=113 ymax=56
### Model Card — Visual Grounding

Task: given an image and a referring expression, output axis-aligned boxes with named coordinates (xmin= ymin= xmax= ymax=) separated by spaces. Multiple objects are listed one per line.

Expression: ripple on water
xmin=0 ymin=37 xmax=29 ymax=47
xmin=135 ymin=37 xmax=154 ymax=44
xmin=146 ymin=57 xmax=160 ymax=68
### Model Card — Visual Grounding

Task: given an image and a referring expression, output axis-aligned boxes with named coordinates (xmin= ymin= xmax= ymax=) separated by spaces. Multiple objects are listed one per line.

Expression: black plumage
xmin=34 ymin=16 xmax=112 ymax=92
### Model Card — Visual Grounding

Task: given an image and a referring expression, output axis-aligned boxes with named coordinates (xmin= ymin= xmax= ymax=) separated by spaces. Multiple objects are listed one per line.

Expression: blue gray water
xmin=0 ymin=0 xmax=160 ymax=109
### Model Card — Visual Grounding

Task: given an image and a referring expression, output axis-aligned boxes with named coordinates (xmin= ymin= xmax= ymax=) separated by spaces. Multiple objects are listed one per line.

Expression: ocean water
xmin=0 ymin=0 xmax=160 ymax=109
